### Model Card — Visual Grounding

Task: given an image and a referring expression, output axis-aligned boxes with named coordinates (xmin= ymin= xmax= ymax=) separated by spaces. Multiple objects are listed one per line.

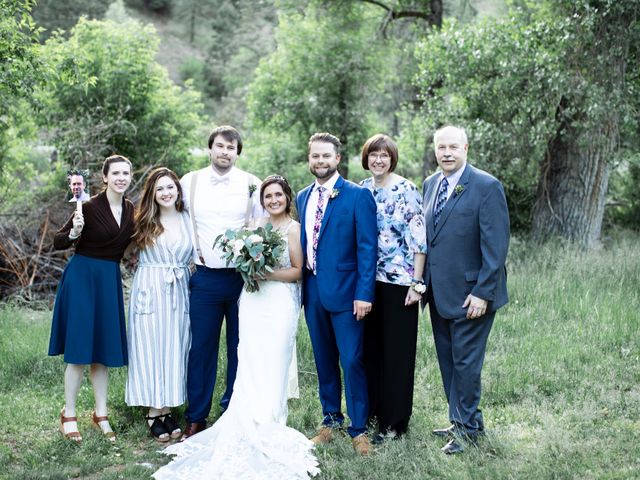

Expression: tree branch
xmin=360 ymin=0 xmax=392 ymax=14
xmin=360 ymin=0 xmax=442 ymax=28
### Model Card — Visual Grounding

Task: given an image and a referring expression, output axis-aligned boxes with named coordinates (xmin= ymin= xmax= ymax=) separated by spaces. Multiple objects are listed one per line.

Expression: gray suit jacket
xmin=423 ymin=164 xmax=510 ymax=319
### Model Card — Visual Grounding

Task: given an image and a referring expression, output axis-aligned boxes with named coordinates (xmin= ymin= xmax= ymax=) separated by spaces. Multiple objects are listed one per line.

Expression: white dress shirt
xmin=181 ymin=166 xmax=264 ymax=268
xmin=304 ymin=171 xmax=340 ymax=271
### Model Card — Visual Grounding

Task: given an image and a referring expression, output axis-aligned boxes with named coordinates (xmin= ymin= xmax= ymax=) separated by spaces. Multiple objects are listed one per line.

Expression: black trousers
xmin=364 ymin=281 xmax=419 ymax=435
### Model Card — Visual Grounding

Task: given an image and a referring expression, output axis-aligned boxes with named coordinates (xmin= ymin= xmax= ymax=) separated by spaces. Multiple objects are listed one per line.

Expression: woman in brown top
xmin=49 ymin=155 xmax=135 ymax=443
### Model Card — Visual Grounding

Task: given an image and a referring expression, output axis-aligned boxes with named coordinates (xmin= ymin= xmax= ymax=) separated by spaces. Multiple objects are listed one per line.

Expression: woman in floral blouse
xmin=359 ymin=134 xmax=427 ymax=444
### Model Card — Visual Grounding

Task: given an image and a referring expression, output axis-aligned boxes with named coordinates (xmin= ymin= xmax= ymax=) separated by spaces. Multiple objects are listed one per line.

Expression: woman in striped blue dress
xmin=125 ymin=167 xmax=193 ymax=442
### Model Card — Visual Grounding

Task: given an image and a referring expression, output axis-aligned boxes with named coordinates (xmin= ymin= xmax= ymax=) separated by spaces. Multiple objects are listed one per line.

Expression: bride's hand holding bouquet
xmin=213 ymin=223 xmax=285 ymax=292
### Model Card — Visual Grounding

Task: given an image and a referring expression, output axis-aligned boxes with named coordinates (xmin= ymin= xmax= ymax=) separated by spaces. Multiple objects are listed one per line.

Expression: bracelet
xmin=410 ymin=279 xmax=426 ymax=294
xmin=69 ymin=231 xmax=81 ymax=240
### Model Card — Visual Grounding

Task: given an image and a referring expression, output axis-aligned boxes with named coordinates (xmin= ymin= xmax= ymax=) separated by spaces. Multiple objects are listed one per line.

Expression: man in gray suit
xmin=423 ymin=125 xmax=510 ymax=454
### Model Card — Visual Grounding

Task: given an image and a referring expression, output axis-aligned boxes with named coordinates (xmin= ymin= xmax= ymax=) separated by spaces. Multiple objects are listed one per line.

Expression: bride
xmin=153 ymin=175 xmax=319 ymax=480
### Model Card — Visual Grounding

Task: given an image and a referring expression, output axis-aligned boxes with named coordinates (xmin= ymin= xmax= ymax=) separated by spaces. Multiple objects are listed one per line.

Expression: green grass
xmin=1 ymin=233 xmax=639 ymax=479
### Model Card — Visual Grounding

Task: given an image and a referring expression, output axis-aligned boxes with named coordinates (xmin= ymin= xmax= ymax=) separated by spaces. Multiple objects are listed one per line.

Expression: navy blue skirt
xmin=48 ymin=254 xmax=128 ymax=367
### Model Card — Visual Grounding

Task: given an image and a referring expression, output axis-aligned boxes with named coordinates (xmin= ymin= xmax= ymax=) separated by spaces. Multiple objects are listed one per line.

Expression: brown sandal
xmin=92 ymin=411 xmax=116 ymax=442
xmin=59 ymin=407 xmax=82 ymax=443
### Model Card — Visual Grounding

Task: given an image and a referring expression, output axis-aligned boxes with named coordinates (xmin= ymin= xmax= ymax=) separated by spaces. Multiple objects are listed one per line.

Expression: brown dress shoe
xmin=352 ymin=433 xmax=370 ymax=456
xmin=310 ymin=426 xmax=335 ymax=445
xmin=180 ymin=422 xmax=206 ymax=442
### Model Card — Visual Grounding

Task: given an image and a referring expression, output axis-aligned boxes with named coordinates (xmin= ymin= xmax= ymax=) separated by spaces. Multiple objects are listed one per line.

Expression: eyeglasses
xmin=368 ymin=152 xmax=391 ymax=161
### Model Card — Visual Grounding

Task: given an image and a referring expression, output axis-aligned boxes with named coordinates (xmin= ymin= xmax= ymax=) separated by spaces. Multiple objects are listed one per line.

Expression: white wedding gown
xmin=153 ymin=226 xmax=319 ymax=480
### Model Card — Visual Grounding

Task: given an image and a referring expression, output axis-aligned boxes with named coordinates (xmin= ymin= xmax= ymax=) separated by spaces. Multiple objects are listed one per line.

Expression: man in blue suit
xmin=297 ymin=132 xmax=378 ymax=456
xmin=423 ymin=126 xmax=510 ymax=454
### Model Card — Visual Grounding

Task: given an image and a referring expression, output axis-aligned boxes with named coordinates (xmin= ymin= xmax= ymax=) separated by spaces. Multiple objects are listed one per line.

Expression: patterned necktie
xmin=312 ymin=186 xmax=326 ymax=273
xmin=433 ymin=177 xmax=449 ymax=227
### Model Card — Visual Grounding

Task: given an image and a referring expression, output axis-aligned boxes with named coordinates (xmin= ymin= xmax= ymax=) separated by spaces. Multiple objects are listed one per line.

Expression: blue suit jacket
xmin=423 ymin=164 xmax=510 ymax=319
xmin=297 ymin=176 xmax=378 ymax=312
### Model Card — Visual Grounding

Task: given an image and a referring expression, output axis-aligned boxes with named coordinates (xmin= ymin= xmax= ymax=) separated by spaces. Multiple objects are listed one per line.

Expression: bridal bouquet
xmin=213 ymin=223 xmax=286 ymax=292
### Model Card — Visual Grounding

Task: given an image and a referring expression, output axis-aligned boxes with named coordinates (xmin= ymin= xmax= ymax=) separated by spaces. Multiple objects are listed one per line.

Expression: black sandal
xmin=146 ymin=415 xmax=170 ymax=443
xmin=162 ymin=413 xmax=182 ymax=439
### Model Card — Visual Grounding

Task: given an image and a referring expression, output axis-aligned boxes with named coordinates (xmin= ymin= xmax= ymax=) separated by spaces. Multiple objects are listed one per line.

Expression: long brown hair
xmin=133 ymin=167 xmax=184 ymax=249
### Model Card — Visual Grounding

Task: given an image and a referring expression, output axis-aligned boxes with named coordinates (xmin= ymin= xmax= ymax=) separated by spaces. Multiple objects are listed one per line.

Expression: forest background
xmin=0 ymin=1 xmax=639 ymax=479
xmin=1 ymin=0 xmax=639 ymax=300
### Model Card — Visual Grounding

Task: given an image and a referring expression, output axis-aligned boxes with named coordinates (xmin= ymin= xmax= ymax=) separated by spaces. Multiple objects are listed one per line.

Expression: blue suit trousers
xmin=304 ymin=272 xmax=368 ymax=437
xmin=185 ymin=266 xmax=243 ymax=424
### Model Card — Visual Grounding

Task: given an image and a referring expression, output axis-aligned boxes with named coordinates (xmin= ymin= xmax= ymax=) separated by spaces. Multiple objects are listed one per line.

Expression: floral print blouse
xmin=360 ymin=177 xmax=427 ymax=286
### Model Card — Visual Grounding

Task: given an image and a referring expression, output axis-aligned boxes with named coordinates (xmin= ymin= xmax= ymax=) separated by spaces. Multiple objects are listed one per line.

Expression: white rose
xmin=248 ymin=234 xmax=263 ymax=244
xmin=232 ymin=239 xmax=245 ymax=256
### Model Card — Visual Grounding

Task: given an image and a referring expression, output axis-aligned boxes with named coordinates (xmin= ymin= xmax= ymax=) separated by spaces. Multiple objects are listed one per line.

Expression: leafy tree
xmin=528 ymin=0 xmax=639 ymax=245
xmin=357 ymin=0 xmax=444 ymax=177
xmin=172 ymin=0 xmax=220 ymax=45
xmin=414 ymin=14 xmax=552 ymax=232
xmin=414 ymin=0 xmax=640 ymax=243
xmin=247 ymin=0 xmax=449 ymax=186
xmin=247 ymin=2 xmax=386 ymax=179
xmin=37 ymin=14 xmax=204 ymax=174
xmin=31 ymin=0 xmax=109 ymax=40
xmin=0 ymin=0 xmax=42 ymax=172
xmin=202 ymin=1 xmax=276 ymax=118
xmin=168 ymin=0 xmax=277 ymax=126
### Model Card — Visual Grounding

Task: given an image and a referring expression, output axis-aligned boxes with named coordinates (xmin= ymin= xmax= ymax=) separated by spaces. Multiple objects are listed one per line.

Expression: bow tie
xmin=210 ymin=175 xmax=231 ymax=186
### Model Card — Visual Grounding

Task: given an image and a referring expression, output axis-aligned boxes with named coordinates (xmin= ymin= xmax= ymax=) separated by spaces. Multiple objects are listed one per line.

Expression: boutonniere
xmin=453 ymin=185 xmax=465 ymax=197
xmin=249 ymin=184 xmax=257 ymax=197
xmin=329 ymin=188 xmax=340 ymax=200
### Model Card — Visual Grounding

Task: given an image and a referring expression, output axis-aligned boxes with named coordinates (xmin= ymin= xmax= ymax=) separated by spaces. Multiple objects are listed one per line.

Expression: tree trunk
xmin=531 ymin=1 xmax=634 ymax=248
xmin=338 ymin=78 xmax=350 ymax=179
xmin=422 ymin=143 xmax=437 ymax=178
xmin=531 ymin=104 xmax=615 ymax=248
xmin=189 ymin=6 xmax=196 ymax=44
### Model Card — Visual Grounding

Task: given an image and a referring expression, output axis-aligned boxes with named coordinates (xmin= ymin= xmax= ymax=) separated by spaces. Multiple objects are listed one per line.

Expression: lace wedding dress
xmin=153 ymin=224 xmax=319 ymax=480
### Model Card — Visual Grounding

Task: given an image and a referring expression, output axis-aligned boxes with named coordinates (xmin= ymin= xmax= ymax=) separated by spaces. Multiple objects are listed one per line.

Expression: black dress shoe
xmin=432 ymin=425 xmax=457 ymax=438
xmin=441 ymin=438 xmax=464 ymax=455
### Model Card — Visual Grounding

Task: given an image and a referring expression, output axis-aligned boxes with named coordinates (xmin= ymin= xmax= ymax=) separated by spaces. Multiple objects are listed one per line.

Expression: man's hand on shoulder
xmin=353 ymin=300 xmax=372 ymax=321
xmin=462 ymin=294 xmax=488 ymax=320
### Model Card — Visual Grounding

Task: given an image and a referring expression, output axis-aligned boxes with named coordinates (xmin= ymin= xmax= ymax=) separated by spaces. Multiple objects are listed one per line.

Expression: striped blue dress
xmin=125 ymin=213 xmax=193 ymax=408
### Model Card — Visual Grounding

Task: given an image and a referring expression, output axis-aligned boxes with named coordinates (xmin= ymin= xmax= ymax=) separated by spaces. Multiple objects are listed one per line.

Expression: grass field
xmin=1 ymin=233 xmax=639 ymax=479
